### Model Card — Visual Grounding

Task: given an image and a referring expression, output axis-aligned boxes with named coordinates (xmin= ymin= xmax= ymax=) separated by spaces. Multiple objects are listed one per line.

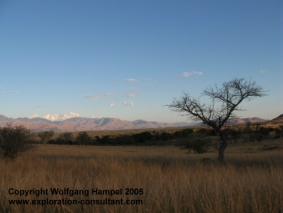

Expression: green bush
xmin=0 ymin=124 xmax=34 ymax=159
xmin=178 ymin=137 xmax=212 ymax=154
xmin=174 ymin=129 xmax=194 ymax=138
xmin=258 ymin=127 xmax=270 ymax=136
xmin=160 ymin=132 xmax=173 ymax=141
xmin=133 ymin=132 xmax=152 ymax=143
xmin=75 ymin=132 xmax=91 ymax=145
xmin=38 ymin=130 xmax=54 ymax=144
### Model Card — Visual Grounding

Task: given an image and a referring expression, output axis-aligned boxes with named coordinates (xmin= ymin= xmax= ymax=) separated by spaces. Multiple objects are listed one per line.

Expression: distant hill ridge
xmin=271 ymin=114 xmax=283 ymax=122
xmin=0 ymin=114 xmax=277 ymax=132
xmin=227 ymin=117 xmax=267 ymax=124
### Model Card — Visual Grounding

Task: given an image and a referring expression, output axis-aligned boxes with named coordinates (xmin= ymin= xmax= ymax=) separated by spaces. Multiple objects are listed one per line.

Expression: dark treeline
xmin=34 ymin=123 xmax=283 ymax=154
xmin=46 ymin=128 xmax=194 ymax=146
xmin=1 ymin=123 xmax=281 ymax=159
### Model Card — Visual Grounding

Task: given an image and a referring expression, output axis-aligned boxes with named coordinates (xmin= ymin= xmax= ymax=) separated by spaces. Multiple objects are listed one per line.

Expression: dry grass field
xmin=0 ymin=140 xmax=282 ymax=213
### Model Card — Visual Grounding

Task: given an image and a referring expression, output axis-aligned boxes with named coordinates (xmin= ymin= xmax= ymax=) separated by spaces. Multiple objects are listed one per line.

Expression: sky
xmin=0 ymin=0 xmax=282 ymax=123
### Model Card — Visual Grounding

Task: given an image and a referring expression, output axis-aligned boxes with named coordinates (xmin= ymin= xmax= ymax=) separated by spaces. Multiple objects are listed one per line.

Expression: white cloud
xmin=85 ymin=93 xmax=116 ymax=100
xmin=127 ymin=93 xmax=136 ymax=97
xmin=2 ymin=90 xmax=20 ymax=93
xmin=181 ymin=71 xmax=203 ymax=77
xmin=0 ymin=87 xmax=19 ymax=93
xmin=84 ymin=95 xmax=100 ymax=99
xmin=104 ymin=93 xmax=116 ymax=97
xmin=130 ymin=87 xmax=138 ymax=91
xmin=123 ymin=102 xmax=134 ymax=106
xmin=124 ymin=78 xmax=138 ymax=82
xmin=260 ymin=70 xmax=267 ymax=74
xmin=30 ymin=114 xmax=39 ymax=119
xmin=181 ymin=72 xmax=192 ymax=77
xmin=42 ymin=112 xmax=81 ymax=121
xmin=194 ymin=71 xmax=203 ymax=75
xmin=109 ymin=103 xmax=114 ymax=107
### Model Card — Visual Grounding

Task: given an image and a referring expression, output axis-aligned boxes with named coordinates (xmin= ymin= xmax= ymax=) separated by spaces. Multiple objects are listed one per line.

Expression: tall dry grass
xmin=0 ymin=145 xmax=282 ymax=213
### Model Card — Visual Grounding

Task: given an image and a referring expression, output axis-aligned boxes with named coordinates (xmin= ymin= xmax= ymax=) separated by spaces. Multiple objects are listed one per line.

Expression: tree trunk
xmin=219 ymin=144 xmax=226 ymax=164
xmin=218 ymin=134 xmax=228 ymax=164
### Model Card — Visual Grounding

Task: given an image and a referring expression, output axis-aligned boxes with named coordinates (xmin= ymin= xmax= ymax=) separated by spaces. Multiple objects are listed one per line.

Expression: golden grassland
xmin=0 ymin=140 xmax=282 ymax=213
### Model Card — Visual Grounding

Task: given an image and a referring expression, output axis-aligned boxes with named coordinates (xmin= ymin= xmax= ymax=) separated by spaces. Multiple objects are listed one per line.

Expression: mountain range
xmin=0 ymin=115 xmax=196 ymax=132
xmin=0 ymin=114 xmax=276 ymax=132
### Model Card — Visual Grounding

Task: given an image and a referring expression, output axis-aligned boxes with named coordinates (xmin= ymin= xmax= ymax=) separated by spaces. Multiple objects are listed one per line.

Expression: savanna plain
xmin=0 ymin=128 xmax=282 ymax=213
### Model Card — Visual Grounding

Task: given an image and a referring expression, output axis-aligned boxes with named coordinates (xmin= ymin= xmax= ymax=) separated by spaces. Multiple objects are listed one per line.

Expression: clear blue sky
xmin=0 ymin=0 xmax=282 ymax=122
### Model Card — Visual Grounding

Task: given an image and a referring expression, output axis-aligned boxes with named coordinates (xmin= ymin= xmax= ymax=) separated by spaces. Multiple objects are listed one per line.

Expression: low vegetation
xmin=1 ymin=121 xmax=282 ymax=212
xmin=31 ymin=122 xmax=283 ymax=155
xmin=0 ymin=144 xmax=282 ymax=213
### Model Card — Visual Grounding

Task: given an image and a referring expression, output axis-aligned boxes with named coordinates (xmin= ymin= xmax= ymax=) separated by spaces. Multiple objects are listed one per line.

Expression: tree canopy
xmin=0 ymin=124 xmax=34 ymax=159
xmin=168 ymin=78 xmax=267 ymax=163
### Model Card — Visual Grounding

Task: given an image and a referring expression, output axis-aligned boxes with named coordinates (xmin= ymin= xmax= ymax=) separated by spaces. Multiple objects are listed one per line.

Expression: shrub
xmin=133 ymin=132 xmax=152 ymax=143
xmin=221 ymin=128 xmax=242 ymax=144
xmin=274 ymin=125 xmax=283 ymax=138
xmin=115 ymin=135 xmax=135 ymax=145
xmin=241 ymin=122 xmax=269 ymax=142
xmin=174 ymin=128 xmax=194 ymax=138
xmin=75 ymin=132 xmax=91 ymax=145
xmin=0 ymin=124 xmax=34 ymax=159
xmin=258 ymin=127 xmax=270 ymax=136
xmin=178 ymin=137 xmax=212 ymax=154
xmin=233 ymin=132 xmax=242 ymax=143
xmin=38 ymin=130 xmax=54 ymax=144
xmin=197 ymin=128 xmax=209 ymax=136
xmin=58 ymin=132 xmax=74 ymax=144
xmin=160 ymin=132 xmax=173 ymax=141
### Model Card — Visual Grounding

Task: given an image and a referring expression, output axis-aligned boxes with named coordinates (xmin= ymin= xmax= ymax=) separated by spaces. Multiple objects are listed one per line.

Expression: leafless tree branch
xmin=167 ymin=78 xmax=267 ymax=163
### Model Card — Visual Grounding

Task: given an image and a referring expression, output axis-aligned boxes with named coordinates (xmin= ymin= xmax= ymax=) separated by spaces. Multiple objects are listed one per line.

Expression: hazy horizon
xmin=0 ymin=113 xmax=276 ymax=123
xmin=1 ymin=1 xmax=282 ymax=123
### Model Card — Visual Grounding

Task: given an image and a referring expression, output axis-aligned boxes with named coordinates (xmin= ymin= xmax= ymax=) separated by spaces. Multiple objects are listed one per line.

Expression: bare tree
xmin=167 ymin=78 xmax=267 ymax=163
xmin=0 ymin=124 xmax=34 ymax=159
